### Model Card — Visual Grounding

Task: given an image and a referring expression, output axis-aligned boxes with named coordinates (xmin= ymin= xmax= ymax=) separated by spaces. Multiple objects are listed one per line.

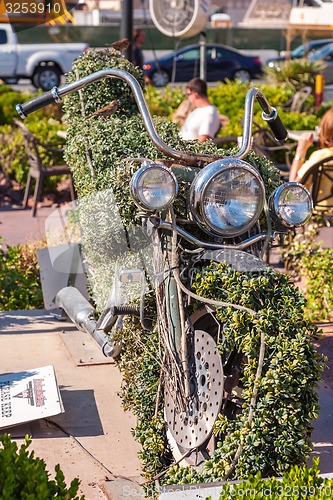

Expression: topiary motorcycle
xmin=16 ymin=60 xmax=324 ymax=489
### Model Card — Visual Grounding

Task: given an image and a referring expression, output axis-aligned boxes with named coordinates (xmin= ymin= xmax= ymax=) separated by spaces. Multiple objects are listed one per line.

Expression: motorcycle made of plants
xmin=17 ymin=67 xmax=322 ymax=486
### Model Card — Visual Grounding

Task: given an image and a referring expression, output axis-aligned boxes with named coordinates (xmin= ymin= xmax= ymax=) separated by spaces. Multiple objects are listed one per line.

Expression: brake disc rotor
xmin=165 ymin=329 xmax=224 ymax=450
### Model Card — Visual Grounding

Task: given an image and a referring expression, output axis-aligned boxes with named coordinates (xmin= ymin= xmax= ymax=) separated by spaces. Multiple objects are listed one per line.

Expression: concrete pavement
xmin=0 ymin=204 xmax=147 ymax=499
xmin=0 ymin=203 xmax=55 ymax=250
xmin=0 ymin=309 xmax=145 ymax=499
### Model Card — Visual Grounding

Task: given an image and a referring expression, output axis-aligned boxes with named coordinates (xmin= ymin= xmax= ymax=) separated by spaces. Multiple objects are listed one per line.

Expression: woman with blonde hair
xmin=289 ymin=107 xmax=333 ymax=182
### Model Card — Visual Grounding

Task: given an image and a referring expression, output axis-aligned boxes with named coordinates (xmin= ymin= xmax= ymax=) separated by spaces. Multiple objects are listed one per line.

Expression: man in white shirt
xmin=180 ymin=78 xmax=221 ymax=142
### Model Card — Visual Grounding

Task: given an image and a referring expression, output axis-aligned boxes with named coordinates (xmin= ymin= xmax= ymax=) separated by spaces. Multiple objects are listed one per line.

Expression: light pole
xmin=120 ymin=0 xmax=133 ymax=62
xmin=199 ymin=31 xmax=207 ymax=81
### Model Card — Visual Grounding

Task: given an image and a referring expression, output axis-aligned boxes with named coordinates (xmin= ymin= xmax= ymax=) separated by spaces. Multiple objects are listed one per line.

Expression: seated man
xmin=179 ymin=78 xmax=222 ymax=142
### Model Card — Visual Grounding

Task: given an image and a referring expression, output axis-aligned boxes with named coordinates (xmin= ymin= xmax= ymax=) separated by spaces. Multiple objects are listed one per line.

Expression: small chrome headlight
xmin=189 ymin=158 xmax=265 ymax=237
xmin=130 ymin=163 xmax=178 ymax=211
xmin=269 ymin=182 xmax=313 ymax=227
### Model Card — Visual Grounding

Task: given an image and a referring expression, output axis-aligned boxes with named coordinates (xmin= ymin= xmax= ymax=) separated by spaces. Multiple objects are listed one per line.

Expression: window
xmin=207 ymin=47 xmax=228 ymax=61
xmin=180 ymin=49 xmax=200 ymax=61
xmin=0 ymin=30 xmax=7 ymax=45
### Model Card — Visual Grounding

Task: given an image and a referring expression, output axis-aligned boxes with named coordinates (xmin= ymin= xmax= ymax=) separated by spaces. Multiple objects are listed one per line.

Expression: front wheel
xmin=164 ymin=310 xmax=244 ymax=462
xmin=150 ymin=70 xmax=170 ymax=87
xmin=32 ymin=66 xmax=61 ymax=91
xmin=232 ymin=69 xmax=251 ymax=83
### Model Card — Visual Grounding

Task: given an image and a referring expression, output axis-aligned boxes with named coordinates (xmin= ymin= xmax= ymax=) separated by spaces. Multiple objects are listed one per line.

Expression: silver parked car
xmin=266 ymin=38 xmax=333 ymax=69
xmin=309 ymin=42 xmax=333 ymax=84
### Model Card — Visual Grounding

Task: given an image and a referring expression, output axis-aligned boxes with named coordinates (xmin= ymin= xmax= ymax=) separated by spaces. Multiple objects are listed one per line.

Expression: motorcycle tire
xmin=165 ymin=308 xmax=244 ymax=463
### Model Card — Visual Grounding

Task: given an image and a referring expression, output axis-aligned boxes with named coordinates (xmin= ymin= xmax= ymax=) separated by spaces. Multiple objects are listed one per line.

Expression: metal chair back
xmin=298 ymin=155 xmax=333 ymax=212
xmin=14 ymin=118 xmax=75 ymax=216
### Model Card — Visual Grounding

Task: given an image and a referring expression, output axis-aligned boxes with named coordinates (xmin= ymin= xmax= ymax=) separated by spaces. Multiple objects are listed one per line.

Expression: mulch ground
xmin=0 ymin=173 xmax=73 ymax=208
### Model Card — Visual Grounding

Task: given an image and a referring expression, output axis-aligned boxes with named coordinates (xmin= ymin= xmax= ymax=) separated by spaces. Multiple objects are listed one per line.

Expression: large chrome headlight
xmin=269 ymin=182 xmax=313 ymax=227
xmin=130 ymin=163 xmax=178 ymax=211
xmin=189 ymin=158 xmax=265 ymax=237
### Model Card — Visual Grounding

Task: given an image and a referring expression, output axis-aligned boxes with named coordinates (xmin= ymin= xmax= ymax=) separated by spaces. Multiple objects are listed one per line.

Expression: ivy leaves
xmin=189 ymin=262 xmax=324 ymax=480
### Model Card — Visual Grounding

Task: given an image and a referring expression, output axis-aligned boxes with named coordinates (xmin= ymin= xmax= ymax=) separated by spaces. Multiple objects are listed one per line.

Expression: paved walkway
xmin=0 ymin=203 xmax=55 ymax=249
xmin=0 ymin=309 xmax=145 ymax=499
xmin=0 ymin=204 xmax=146 ymax=499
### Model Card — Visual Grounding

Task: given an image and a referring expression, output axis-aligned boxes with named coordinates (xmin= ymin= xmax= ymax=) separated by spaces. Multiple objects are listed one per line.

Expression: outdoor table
xmin=287 ymin=129 xmax=318 ymax=142
xmin=57 ymin=130 xmax=67 ymax=139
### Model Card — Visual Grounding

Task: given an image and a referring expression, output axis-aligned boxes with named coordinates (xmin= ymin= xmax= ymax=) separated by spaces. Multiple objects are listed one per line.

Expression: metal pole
xmin=315 ymin=74 xmax=324 ymax=111
xmin=120 ymin=0 xmax=133 ymax=62
xmin=199 ymin=31 xmax=207 ymax=81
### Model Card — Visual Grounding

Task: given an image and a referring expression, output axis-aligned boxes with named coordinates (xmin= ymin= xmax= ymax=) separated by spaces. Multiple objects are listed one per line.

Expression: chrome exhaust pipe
xmin=55 ymin=287 xmax=120 ymax=357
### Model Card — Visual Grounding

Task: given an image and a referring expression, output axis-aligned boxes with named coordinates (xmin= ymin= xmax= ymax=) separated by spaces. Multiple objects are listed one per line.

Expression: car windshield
xmin=291 ymin=40 xmax=333 ymax=58
xmin=309 ymin=43 xmax=333 ymax=61
xmin=291 ymin=44 xmax=307 ymax=57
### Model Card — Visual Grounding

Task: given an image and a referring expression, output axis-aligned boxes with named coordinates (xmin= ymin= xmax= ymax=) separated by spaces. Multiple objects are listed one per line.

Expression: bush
xmin=214 ymin=458 xmax=333 ymax=499
xmin=263 ymin=58 xmax=327 ymax=90
xmin=0 ymin=434 xmax=83 ymax=499
xmin=0 ymin=88 xmax=35 ymax=125
xmin=0 ymin=238 xmax=44 ymax=311
xmin=280 ymin=220 xmax=333 ymax=322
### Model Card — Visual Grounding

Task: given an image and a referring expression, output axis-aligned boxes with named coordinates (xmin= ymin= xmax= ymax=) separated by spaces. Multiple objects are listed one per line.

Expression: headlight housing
xmin=269 ymin=182 xmax=313 ymax=227
xmin=130 ymin=163 xmax=178 ymax=211
xmin=189 ymin=158 xmax=265 ymax=237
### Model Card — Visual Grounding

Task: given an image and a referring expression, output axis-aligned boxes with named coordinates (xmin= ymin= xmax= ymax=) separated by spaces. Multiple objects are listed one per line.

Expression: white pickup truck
xmin=0 ymin=24 xmax=88 ymax=90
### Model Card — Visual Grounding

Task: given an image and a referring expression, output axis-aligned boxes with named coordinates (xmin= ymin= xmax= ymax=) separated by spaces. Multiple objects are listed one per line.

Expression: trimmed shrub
xmin=215 ymin=458 xmax=333 ymax=499
xmin=0 ymin=434 xmax=83 ymax=499
xmin=0 ymin=238 xmax=44 ymax=311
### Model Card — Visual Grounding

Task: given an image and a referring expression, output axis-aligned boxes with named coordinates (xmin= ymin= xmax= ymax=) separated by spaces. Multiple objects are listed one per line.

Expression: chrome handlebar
xmin=16 ymin=68 xmax=288 ymax=165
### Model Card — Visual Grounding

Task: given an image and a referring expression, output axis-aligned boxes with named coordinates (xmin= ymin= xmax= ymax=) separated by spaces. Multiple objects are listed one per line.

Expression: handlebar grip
xmin=16 ymin=90 xmax=56 ymax=119
xmin=262 ymin=107 xmax=288 ymax=143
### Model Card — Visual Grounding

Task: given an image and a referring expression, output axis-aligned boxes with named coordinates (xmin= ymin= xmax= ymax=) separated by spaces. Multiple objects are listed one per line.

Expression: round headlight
xmin=189 ymin=158 xmax=265 ymax=237
xmin=130 ymin=163 xmax=178 ymax=211
xmin=270 ymin=182 xmax=313 ymax=227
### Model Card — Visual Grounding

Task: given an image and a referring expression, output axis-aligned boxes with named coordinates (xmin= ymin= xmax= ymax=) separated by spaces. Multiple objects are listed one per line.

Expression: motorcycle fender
xmin=200 ymin=248 xmax=269 ymax=273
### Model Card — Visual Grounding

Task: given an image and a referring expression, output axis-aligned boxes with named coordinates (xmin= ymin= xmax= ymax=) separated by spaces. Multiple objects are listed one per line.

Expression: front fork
xmin=157 ymin=225 xmax=192 ymax=401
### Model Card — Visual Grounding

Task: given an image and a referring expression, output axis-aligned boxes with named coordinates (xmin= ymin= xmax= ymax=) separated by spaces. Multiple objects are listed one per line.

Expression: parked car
xmin=143 ymin=44 xmax=263 ymax=87
xmin=266 ymin=38 xmax=333 ymax=69
xmin=0 ymin=23 xmax=88 ymax=90
xmin=309 ymin=42 xmax=333 ymax=83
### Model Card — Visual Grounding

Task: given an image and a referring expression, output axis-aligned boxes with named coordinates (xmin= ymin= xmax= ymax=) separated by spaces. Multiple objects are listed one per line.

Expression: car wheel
xmin=232 ymin=69 xmax=251 ymax=83
xmin=32 ymin=66 xmax=61 ymax=91
xmin=151 ymin=70 xmax=170 ymax=87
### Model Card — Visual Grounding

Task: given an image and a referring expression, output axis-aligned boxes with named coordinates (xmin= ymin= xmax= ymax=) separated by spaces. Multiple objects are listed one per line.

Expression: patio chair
xmin=252 ymin=126 xmax=297 ymax=180
xmin=14 ymin=119 xmax=75 ymax=217
xmin=298 ymin=155 xmax=333 ymax=214
xmin=282 ymin=86 xmax=312 ymax=113
xmin=298 ymin=155 xmax=333 ymax=248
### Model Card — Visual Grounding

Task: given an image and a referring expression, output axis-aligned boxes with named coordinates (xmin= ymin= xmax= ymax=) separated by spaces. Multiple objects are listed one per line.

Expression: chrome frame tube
xmin=158 ymin=221 xmax=272 ymax=250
